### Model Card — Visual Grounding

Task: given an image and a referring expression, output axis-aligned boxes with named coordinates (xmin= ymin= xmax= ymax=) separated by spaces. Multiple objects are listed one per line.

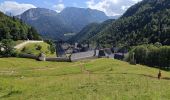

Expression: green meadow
xmin=0 ymin=58 xmax=170 ymax=100
xmin=17 ymin=42 xmax=56 ymax=57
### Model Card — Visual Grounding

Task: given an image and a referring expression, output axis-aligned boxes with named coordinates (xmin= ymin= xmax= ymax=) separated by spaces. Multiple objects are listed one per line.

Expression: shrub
xmin=0 ymin=39 xmax=15 ymax=57
xmin=36 ymin=45 xmax=42 ymax=50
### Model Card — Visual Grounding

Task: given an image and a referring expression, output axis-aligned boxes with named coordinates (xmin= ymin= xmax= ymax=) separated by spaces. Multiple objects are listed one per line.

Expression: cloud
xmin=0 ymin=1 xmax=36 ymax=16
xmin=121 ymin=5 xmax=131 ymax=11
xmin=86 ymin=0 xmax=142 ymax=16
xmin=53 ymin=3 xmax=65 ymax=13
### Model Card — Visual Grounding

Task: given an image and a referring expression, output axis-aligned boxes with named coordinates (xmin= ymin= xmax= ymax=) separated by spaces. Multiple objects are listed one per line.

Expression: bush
xmin=36 ymin=45 xmax=42 ymax=50
xmin=45 ymin=40 xmax=56 ymax=54
xmin=21 ymin=47 xmax=26 ymax=52
xmin=0 ymin=39 xmax=15 ymax=57
xmin=158 ymin=46 xmax=170 ymax=68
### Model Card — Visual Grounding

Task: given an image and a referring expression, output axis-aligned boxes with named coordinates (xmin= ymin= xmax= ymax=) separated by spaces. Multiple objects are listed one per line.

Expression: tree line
xmin=73 ymin=0 xmax=170 ymax=47
xmin=126 ymin=44 xmax=170 ymax=69
xmin=0 ymin=12 xmax=41 ymax=41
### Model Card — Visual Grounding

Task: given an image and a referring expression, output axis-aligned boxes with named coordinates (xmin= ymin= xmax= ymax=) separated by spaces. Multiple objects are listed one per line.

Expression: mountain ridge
xmin=17 ymin=7 xmax=112 ymax=40
xmin=71 ymin=0 xmax=170 ymax=47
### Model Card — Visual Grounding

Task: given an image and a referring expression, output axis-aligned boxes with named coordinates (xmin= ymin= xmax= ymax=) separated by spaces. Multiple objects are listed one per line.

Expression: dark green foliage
xmin=27 ymin=27 xmax=41 ymax=40
xmin=21 ymin=47 xmax=26 ymax=52
xmin=0 ymin=11 xmax=41 ymax=41
xmin=0 ymin=39 xmax=15 ymax=57
xmin=49 ymin=44 xmax=56 ymax=54
xmin=45 ymin=40 xmax=56 ymax=54
xmin=128 ymin=45 xmax=170 ymax=69
xmin=36 ymin=45 xmax=42 ymax=50
xmin=75 ymin=0 xmax=170 ymax=47
xmin=158 ymin=46 xmax=170 ymax=68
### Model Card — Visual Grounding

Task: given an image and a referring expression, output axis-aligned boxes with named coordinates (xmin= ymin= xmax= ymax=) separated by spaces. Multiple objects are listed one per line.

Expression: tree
xmin=27 ymin=29 xmax=33 ymax=40
xmin=45 ymin=40 xmax=56 ymax=54
xmin=0 ymin=12 xmax=41 ymax=41
xmin=29 ymin=27 xmax=41 ymax=40
xmin=0 ymin=39 xmax=15 ymax=57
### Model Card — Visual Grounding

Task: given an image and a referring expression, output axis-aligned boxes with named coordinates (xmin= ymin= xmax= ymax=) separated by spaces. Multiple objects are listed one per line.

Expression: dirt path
xmin=14 ymin=40 xmax=43 ymax=49
xmin=80 ymin=63 xmax=92 ymax=74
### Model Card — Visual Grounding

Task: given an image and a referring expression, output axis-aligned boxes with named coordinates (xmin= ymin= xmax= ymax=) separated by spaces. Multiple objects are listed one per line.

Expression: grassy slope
xmin=0 ymin=58 xmax=170 ymax=100
xmin=18 ymin=42 xmax=56 ymax=57
xmin=13 ymin=40 xmax=25 ymax=46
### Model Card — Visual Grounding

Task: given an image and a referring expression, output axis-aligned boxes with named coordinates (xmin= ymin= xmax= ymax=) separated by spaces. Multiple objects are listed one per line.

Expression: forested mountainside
xmin=18 ymin=7 xmax=109 ymax=40
xmin=70 ymin=19 xmax=115 ymax=43
xmin=0 ymin=11 xmax=41 ymax=41
xmin=73 ymin=0 xmax=170 ymax=47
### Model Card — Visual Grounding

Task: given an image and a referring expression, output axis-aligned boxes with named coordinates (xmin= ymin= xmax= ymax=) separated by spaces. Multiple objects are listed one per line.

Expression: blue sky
xmin=0 ymin=0 xmax=142 ymax=16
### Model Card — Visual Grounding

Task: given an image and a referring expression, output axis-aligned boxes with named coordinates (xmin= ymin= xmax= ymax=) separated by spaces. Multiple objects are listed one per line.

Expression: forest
xmin=72 ymin=0 xmax=170 ymax=47
xmin=0 ymin=12 xmax=41 ymax=41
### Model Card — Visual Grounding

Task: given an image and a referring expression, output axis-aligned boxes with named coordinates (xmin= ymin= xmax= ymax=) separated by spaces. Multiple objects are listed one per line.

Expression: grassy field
xmin=0 ymin=58 xmax=170 ymax=100
xmin=17 ymin=42 xmax=56 ymax=57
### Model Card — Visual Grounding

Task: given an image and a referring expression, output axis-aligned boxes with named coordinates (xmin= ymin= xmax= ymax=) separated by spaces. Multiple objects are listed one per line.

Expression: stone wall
xmin=46 ymin=57 xmax=71 ymax=62
xmin=19 ymin=54 xmax=38 ymax=59
xmin=19 ymin=53 xmax=71 ymax=62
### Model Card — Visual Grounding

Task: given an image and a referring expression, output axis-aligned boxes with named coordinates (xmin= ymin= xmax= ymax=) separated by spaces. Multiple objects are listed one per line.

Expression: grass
xmin=13 ymin=40 xmax=25 ymax=46
xmin=0 ymin=58 xmax=170 ymax=100
xmin=17 ymin=42 xmax=56 ymax=57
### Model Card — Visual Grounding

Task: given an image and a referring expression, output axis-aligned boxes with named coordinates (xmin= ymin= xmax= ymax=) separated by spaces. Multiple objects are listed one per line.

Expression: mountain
xmin=17 ymin=8 xmax=71 ymax=40
xmin=109 ymin=15 xmax=120 ymax=19
xmin=73 ymin=0 xmax=170 ymax=47
xmin=17 ymin=7 xmax=109 ymax=40
xmin=0 ymin=11 xmax=41 ymax=41
xmin=60 ymin=7 xmax=109 ymax=32
xmin=70 ymin=19 xmax=115 ymax=43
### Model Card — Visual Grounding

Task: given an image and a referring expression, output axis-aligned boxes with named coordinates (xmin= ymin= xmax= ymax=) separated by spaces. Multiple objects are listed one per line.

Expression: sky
xmin=0 ymin=0 xmax=142 ymax=16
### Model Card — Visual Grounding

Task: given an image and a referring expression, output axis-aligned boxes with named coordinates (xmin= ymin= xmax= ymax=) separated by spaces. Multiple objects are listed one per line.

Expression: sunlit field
xmin=0 ymin=58 xmax=170 ymax=100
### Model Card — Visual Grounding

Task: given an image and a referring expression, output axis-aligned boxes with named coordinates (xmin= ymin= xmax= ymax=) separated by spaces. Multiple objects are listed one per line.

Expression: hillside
xmin=0 ymin=11 xmax=41 ymax=41
xmin=60 ymin=7 xmax=109 ymax=32
xmin=17 ymin=42 xmax=56 ymax=57
xmin=74 ymin=0 xmax=170 ymax=47
xmin=0 ymin=58 xmax=170 ymax=99
xmin=70 ymin=19 xmax=115 ymax=43
xmin=17 ymin=7 xmax=109 ymax=40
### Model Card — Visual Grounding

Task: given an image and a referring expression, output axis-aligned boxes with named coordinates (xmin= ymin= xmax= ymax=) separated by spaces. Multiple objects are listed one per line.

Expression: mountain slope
xmin=18 ymin=7 xmax=109 ymax=40
xmin=60 ymin=7 xmax=109 ymax=32
xmin=0 ymin=11 xmax=41 ymax=41
xmin=17 ymin=8 xmax=72 ymax=40
xmin=75 ymin=0 xmax=170 ymax=47
xmin=70 ymin=19 xmax=115 ymax=43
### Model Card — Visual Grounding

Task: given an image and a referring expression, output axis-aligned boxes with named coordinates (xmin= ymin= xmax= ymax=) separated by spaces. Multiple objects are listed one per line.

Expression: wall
xmin=46 ymin=57 xmax=71 ymax=62
xmin=19 ymin=54 xmax=38 ymax=59
xmin=71 ymin=50 xmax=95 ymax=61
